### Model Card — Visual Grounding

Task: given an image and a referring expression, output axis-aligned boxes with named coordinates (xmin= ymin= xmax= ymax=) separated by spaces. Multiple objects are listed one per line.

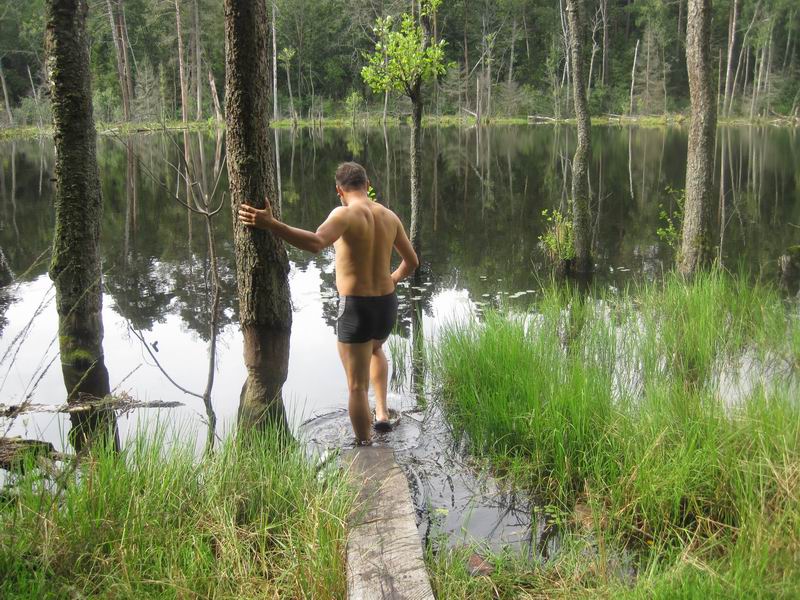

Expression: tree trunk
xmin=45 ymin=0 xmax=118 ymax=451
xmin=0 ymin=60 xmax=13 ymax=126
xmin=106 ymin=0 xmax=130 ymax=120
xmin=193 ymin=0 xmax=202 ymax=120
xmin=723 ymin=0 xmax=738 ymax=117
xmin=630 ymin=39 xmax=640 ymax=115
xmin=208 ymin=70 xmax=223 ymax=122
xmin=601 ymin=0 xmax=608 ymax=86
xmin=508 ymin=17 xmax=516 ymax=85
xmin=679 ymin=0 xmax=717 ymax=276
xmin=566 ymin=0 xmax=592 ymax=274
xmin=120 ymin=4 xmax=135 ymax=112
xmin=175 ymin=0 xmax=189 ymax=123
xmin=224 ymin=0 xmax=292 ymax=432
xmin=409 ymin=97 xmax=423 ymax=256
xmin=271 ymin=0 xmax=278 ymax=120
xmin=730 ymin=4 xmax=759 ymax=116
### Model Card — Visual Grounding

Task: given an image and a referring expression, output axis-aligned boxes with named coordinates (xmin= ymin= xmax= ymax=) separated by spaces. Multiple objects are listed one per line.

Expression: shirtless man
xmin=238 ymin=162 xmax=419 ymax=443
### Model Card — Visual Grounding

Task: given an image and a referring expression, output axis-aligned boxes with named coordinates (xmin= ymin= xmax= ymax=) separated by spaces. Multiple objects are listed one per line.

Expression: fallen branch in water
xmin=1 ymin=392 xmax=183 ymax=419
xmin=0 ymin=436 xmax=71 ymax=471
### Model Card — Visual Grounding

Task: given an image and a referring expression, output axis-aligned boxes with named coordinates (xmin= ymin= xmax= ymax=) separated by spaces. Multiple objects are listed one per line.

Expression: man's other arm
xmin=238 ymin=203 xmax=348 ymax=254
xmin=390 ymin=216 xmax=419 ymax=285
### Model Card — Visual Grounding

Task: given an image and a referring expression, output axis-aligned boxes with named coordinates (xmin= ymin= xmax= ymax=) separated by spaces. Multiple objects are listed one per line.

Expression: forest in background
xmin=0 ymin=0 xmax=798 ymax=127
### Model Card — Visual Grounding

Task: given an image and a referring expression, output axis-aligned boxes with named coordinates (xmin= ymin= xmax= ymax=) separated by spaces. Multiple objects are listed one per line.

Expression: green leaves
xmin=361 ymin=9 xmax=450 ymax=99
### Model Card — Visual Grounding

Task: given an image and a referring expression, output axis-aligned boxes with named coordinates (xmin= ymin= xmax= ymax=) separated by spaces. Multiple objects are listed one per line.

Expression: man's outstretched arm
xmin=238 ymin=202 xmax=348 ymax=254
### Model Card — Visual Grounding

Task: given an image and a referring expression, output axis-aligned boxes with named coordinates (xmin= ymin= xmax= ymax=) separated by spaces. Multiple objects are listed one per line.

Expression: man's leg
xmin=337 ymin=340 xmax=374 ymax=443
xmin=371 ymin=340 xmax=390 ymax=422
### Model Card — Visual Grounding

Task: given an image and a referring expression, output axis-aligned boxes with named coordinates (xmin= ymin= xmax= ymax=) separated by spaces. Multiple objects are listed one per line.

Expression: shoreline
xmin=1 ymin=112 xmax=797 ymax=140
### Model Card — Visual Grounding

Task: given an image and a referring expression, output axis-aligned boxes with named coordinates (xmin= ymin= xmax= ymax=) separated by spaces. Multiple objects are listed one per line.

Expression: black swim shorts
xmin=336 ymin=292 xmax=399 ymax=343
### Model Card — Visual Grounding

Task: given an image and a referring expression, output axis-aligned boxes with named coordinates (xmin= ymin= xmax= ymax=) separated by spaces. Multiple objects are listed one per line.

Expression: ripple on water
xmin=299 ymin=402 xmax=558 ymax=559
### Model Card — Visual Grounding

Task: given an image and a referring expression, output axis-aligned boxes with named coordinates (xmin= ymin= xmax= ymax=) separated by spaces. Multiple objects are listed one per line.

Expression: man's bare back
xmin=333 ymin=201 xmax=402 ymax=297
xmin=237 ymin=161 xmax=418 ymax=443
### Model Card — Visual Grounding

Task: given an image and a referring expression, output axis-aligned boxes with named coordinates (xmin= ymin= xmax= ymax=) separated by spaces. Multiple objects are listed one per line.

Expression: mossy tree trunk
xmin=566 ymin=0 xmax=592 ymax=274
xmin=679 ymin=0 xmax=717 ymax=277
xmin=45 ymin=0 xmax=117 ymax=452
xmin=224 ymin=0 xmax=292 ymax=432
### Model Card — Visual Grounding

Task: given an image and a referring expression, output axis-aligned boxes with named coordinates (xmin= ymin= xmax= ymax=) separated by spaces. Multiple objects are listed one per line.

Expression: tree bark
xmin=224 ymin=0 xmax=292 ymax=432
xmin=566 ymin=0 xmax=592 ymax=274
xmin=175 ymin=0 xmax=189 ymax=123
xmin=679 ymin=0 xmax=717 ymax=276
xmin=45 ymin=0 xmax=118 ymax=451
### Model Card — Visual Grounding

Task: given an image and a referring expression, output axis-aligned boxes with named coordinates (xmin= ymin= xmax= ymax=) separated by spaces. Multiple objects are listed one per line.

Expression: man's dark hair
xmin=335 ymin=162 xmax=369 ymax=190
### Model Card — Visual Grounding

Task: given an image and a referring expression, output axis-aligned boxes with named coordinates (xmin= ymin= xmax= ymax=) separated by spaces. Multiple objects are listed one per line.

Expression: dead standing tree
xmin=679 ymin=0 xmax=717 ymax=276
xmin=45 ymin=0 xmax=118 ymax=451
xmin=566 ymin=0 xmax=592 ymax=275
xmin=224 ymin=0 xmax=292 ymax=431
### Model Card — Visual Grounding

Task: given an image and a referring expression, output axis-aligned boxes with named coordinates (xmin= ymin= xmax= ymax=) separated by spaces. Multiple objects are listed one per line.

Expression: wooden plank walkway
xmin=342 ymin=446 xmax=435 ymax=600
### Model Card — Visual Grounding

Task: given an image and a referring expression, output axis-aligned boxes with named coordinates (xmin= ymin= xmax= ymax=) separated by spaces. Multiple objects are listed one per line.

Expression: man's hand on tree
xmin=238 ymin=201 xmax=275 ymax=229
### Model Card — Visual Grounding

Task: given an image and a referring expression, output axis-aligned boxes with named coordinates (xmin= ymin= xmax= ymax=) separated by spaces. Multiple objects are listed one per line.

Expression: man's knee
xmin=348 ymin=380 xmax=369 ymax=394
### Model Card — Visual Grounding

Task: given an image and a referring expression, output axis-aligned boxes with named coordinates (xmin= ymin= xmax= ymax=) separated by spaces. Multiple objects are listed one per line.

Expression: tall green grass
xmin=0 ymin=426 xmax=354 ymax=599
xmin=433 ymin=271 xmax=800 ymax=596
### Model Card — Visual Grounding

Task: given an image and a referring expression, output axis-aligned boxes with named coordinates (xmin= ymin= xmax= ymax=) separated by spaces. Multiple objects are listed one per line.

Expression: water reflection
xmin=0 ymin=125 xmax=798 ymax=449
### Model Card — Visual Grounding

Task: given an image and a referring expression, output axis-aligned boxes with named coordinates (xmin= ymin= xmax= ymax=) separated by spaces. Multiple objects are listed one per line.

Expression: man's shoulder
xmin=374 ymin=203 xmax=400 ymax=222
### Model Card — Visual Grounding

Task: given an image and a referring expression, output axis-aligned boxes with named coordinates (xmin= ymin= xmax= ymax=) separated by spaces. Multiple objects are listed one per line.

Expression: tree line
xmin=2 ymin=0 xmax=798 ymax=126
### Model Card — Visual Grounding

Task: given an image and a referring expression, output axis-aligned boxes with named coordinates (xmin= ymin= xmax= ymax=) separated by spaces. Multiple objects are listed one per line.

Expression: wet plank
xmin=342 ymin=446 xmax=434 ymax=600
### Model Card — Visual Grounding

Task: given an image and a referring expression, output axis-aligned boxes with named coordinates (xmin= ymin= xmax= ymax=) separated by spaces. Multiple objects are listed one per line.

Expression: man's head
xmin=335 ymin=162 xmax=369 ymax=201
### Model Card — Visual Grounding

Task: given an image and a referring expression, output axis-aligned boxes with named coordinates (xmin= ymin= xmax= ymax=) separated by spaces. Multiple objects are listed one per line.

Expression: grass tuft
xmin=0 ymin=425 xmax=354 ymax=599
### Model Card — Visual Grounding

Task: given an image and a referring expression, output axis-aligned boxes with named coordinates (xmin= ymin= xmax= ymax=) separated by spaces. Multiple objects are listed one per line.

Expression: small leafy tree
xmin=361 ymin=0 xmax=449 ymax=256
xmin=344 ymin=90 xmax=362 ymax=128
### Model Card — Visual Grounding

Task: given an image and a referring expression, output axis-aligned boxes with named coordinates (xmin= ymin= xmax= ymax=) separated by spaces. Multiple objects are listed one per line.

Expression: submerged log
xmin=342 ymin=446 xmax=434 ymax=600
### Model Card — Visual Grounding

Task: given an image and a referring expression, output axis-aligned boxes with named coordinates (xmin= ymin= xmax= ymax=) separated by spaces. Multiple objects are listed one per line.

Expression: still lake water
xmin=1 ymin=124 xmax=798 ymax=453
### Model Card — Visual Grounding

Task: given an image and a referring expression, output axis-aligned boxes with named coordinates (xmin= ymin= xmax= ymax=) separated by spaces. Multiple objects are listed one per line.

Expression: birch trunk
xmin=630 ymin=39 xmax=640 ymax=116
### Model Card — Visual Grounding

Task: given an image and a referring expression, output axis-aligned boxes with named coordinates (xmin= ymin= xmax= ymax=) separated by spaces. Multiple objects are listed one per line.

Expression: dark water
xmin=1 ymin=124 xmax=798 ymax=548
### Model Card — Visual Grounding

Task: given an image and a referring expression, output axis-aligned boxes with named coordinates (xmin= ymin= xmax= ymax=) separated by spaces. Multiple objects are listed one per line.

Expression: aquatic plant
xmin=538 ymin=208 xmax=576 ymax=263
xmin=432 ymin=271 xmax=800 ymax=596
